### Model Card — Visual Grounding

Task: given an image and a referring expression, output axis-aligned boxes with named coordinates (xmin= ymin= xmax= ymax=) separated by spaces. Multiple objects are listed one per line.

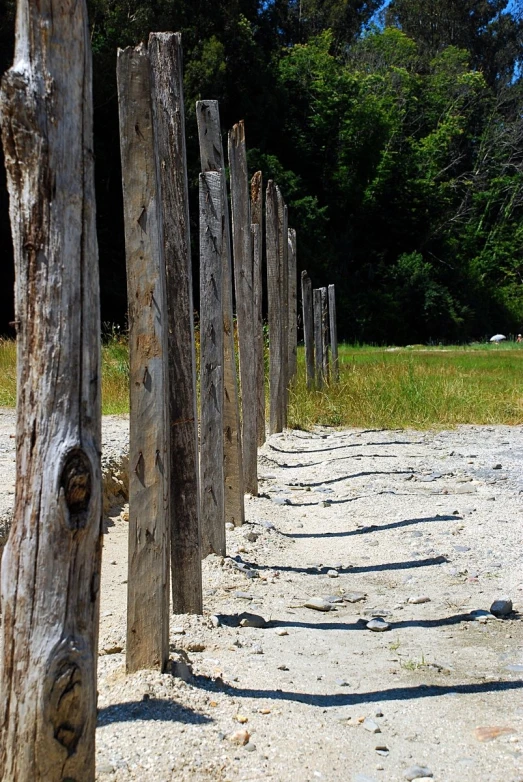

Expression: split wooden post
xmin=277 ymin=189 xmax=289 ymax=426
xmin=0 ymin=0 xmax=102 ymax=776
xmin=288 ymin=228 xmax=298 ymax=380
xmin=301 ymin=271 xmax=315 ymax=389
xmin=229 ymin=122 xmax=258 ymax=496
xmin=117 ymin=44 xmax=169 ymax=673
xmin=199 ymin=172 xmax=225 ymax=555
xmin=321 ymin=286 xmax=330 ymax=382
xmin=251 ymin=171 xmax=266 ymax=447
xmin=196 ymin=100 xmax=245 ymax=527
xmin=149 ymin=32 xmax=202 ymax=614
xmin=328 ymin=283 xmax=339 ymax=381
xmin=266 ymin=181 xmax=284 ymax=433
xmin=313 ymin=288 xmax=324 ymax=389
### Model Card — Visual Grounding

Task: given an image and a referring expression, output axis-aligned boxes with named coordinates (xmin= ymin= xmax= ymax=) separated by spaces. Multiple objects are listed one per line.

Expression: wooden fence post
xmin=301 ymin=271 xmax=315 ymax=389
xmin=148 ymin=32 xmax=202 ymax=615
xmin=196 ymin=100 xmax=245 ymax=527
xmin=277 ymin=190 xmax=289 ymax=426
xmin=328 ymin=283 xmax=339 ymax=381
xmin=0 ymin=0 xmax=102 ymax=776
xmin=229 ymin=122 xmax=258 ymax=496
xmin=313 ymin=288 xmax=324 ymax=389
xmin=266 ymin=181 xmax=284 ymax=433
xmin=251 ymin=171 xmax=266 ymax=447
xmin=117 ymin=45 xmax=169 ymax=673
xmin=321 ymin=286 xmax=330 ymax=382
xmin=199 ymin=172 xmax=225 ymax=555
xmin=288 ymin=228 xmax=297 ymax=379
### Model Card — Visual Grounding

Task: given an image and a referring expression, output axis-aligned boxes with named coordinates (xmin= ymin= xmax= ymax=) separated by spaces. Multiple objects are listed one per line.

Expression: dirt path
xmin=1 ymin=410 xmax=522 ymax=781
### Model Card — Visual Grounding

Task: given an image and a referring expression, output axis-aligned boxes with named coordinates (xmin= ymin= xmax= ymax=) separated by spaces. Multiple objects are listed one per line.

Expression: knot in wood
xmin=60 ymin=449 xmax=92 ymax=530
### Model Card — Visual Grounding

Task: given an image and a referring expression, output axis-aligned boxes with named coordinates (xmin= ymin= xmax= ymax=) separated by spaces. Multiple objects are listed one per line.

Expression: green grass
xmin=1 ymin=337 xmax=523 ymax=428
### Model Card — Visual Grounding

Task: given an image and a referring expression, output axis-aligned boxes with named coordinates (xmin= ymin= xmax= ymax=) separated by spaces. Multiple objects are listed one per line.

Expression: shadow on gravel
xmin=267 ymin=440 xmax=419 ymax=455
xmin=249 ymin=555 xmax=448 ymax=575
xmin=97 ymin=699 xmax=212 ymax=726
xmin=270 ymin=612 xmax=475 ymax=631
xmin=289 ymin=470 xmax=414 ymax=488
xmin=265 ymin=455 xmax=400 ymax=469
xmin=287 ymin=515 xmax=458 ymax=539
xmin=191 ymin=677 xmax=523 ymax=708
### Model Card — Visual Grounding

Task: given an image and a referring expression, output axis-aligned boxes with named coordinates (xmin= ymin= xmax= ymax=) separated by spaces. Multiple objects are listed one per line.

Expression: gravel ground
xmin=0 ymin=409 xmax=522 ymax=781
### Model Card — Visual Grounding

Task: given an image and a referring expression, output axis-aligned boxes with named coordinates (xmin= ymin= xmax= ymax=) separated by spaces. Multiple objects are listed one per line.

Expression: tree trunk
xmin=266 ymin=181 xmax=284 ymax=433
xmin=228 ymin=122 xmax=258 ymax=496
xmin=148 ymin=33 xmax=202 ymax=614
xmin=251 ymin=171 xmax=266 ymax=447
xmin=301 ymin=271 xmax=315 ymax=389
xmin=117 ymin=44 xmax=170 ymax=673
xmin=196 ymin=100 xmax=245 ymax=526
xmin=328 ymin=284 xmax=339 ymax=381
xmin=288 ymin=228 xmax=298 ymax=380
xmin=199 ymin=172 xmax=225 ymax=555
xmin=0 ymin=0 xmax=102 ymax=777
xmin=313 ymin=288 xmax=324 ymax=389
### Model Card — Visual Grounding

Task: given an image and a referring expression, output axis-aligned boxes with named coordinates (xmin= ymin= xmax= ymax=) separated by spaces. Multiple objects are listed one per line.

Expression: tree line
xmin=0 ymin=0 xmax=522 ymax=343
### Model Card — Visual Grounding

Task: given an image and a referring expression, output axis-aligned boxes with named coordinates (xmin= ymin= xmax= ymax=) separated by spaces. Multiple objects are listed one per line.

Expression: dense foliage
xmin=0 ymin=0 xmax=522 ymax=342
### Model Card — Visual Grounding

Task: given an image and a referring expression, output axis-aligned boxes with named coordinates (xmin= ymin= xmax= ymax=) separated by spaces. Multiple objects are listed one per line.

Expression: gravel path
xmin=0 ymin=409 xmax=522 ymax=781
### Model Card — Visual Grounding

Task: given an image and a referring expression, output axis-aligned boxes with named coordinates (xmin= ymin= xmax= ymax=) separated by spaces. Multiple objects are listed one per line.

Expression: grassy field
xmin=1 ymin=337 xmax=523 ymax=428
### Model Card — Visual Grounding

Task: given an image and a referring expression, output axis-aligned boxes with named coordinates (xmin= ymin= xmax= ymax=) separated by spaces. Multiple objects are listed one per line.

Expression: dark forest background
xmin=0 ymin=0 xmax=522 ymax=343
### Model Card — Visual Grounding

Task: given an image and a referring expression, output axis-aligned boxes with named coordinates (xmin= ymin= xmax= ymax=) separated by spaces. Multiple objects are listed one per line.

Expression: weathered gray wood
xmin=288 ymin=228 xmax=298 ymax=380
xmin=199 ymin=172 xmax=225 ymax=555
xmin=266 ymin=180 xmax=284 ymax=433
xmin=321 ymin=286 xmax=330 ymax=383
xmin=148 ymin=33 xmax=202 ymax=615
xmin=301 ymin=271 xmax=315 ymax=389
xmin=228 ymin=121 xmax=258 ymax=496
xmin=328 ymin=283 xmax=339 ymax=381
xmin=117 ymin=45 xmax=169 ymax=673
xmin=277 ymin=189 xmax=289 ymax=427
xmin=0 ymin=0 xmax=102 ymax=776
xmin=251 ymin=171 xmax=266 ymax=447
xmin=196 ymin=100 xmax=245 ymax=526
xmin=313 ymin=288 xmax=324 ymax=389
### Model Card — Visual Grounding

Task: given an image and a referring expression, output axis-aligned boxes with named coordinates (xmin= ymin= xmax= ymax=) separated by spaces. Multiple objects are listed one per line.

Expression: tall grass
xmin=1 ymin=337 xmax=523 ymax=428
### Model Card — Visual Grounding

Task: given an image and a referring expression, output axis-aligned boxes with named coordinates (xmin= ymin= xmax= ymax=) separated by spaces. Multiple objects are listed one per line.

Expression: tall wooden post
xmin=251 ymin=171 xmax=266 ymax=447
xmin=328 ymin=283 xmax=339 ymax=381
xmin=0 ymin=0 xmax=102 ymax=777
xmin=288 ymin=228 xmax=297 ymax=379
xmin=199 ymin=172 xmax=225 ymax=555
xmin=313 ymin=288 xmax=324 ymax=389
xmin=277 ymin=190 xmax=289 ymax=427
xmin=321 ymin=285 xmax=330 ymax=383
xmin=301 ymin=271 xmax=315 ymax=389
xmin=196 ymin=100 xmax=245 ymax=527
xmin=118 ymin=45 xmax=169 ymax=673
xmin=149 ymin=32 xmax=202 ymax=615
xmin=229 ymin=122 xmax=258 ymax=496
xmin=266 ymin=181 xmax=284 ymax=433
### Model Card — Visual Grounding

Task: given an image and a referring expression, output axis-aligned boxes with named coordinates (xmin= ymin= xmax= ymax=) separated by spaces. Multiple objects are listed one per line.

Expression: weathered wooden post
xmin=118 ymin=45 xmax=170 ymax=673
xmin=251 ymin=171 xmax=266 ymax=447
xmin=313 ymin=288 xmax=324 ymax=389
xmin=288 ymin=228 xmax=297 ymax=379
xmin=0 ymin=0 xmax=102 ymax=776
xmin=149 ymin=32 xmax=202 ymax=614
xmin=328 ymin=283 xmax=339 ymax=381
xmin=301 ymin=271 xmax=315 ymax=388
xmin=321 ymin=285 xmax=330 ymax=382
xmin=199 ymin=171 xmax=225 ymax=555
xmin=229 ymin=122 xmax=258 ymax=496
xmin=196 ymin=100 xmax=245 ymax=527
xmin=266 ymin=181 xmax=284 ymax=433
xmin=277 ymin=190 xmax=289 ymax=426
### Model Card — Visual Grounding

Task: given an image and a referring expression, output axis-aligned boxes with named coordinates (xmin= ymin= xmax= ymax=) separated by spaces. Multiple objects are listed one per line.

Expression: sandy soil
xmin=1 ymin=410 xmax=522 ymax=781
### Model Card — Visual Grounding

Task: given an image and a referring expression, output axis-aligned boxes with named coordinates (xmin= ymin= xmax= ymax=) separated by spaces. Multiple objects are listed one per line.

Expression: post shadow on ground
xmin=237 ymin=555 xmax=448 ymax=576
xmin=97 ymin=698 xmax=213 ymax=727
xmin=286 ymin=515 xmax=459 ymax=539
xmin=289 ymin=469 xmax=414 ymax=488
xmin=189 ymin=676 xmax=523 ymax=709
xmin=266 ymin=454 xmax=400 ymax=469
xmin=267 ymin=440 xmax=422 ymax=455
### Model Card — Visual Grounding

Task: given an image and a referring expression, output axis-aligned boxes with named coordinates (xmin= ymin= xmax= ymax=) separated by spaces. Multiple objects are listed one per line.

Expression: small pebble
xmin=244 ymin=742 xmax=256 ymax=752
xmin=408 ymin=596 xmax=431 ymax=604
xmin=275 ymin=628 xmax=289 ymax=636
xmin=367 ymin=618 xmax=390 ymax=632
xmin=210 ymin=615 xmax=221 ymax=628
xmin=492 ymin=464 xmax=502 ymax=470
xmin=239 ymin=613 xmax=267 ymax=628
xmin=305 ymin=598 xmax=333 ymax=612
xmin=344 ymin=593 xmax=367 ymax=603
xmin=403 ymin=766 xmax=433 ymax=780
xmin=327 ymin=569 xmax=339 ymax=578
xmin=363 ymin=718 xmax=381 ymax=733
xmin=490 ymin=598 xmax=513 ymax=617
xmin=225 ymin=522 xmax=235 ymax=531
xmin=250 ymin=643 xmax=264 ymax=654
xmin=335 ymin=678 xmax=350 ymax=687
xmin=235 ymin=591 xmax=254 ymax=600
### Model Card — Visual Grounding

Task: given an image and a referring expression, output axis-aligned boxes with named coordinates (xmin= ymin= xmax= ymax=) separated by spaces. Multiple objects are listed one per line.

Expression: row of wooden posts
xmin=301 ymin=276 xmax=340 ymax=388
xmin=0 ymin=14 xmax=338 ymax=778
